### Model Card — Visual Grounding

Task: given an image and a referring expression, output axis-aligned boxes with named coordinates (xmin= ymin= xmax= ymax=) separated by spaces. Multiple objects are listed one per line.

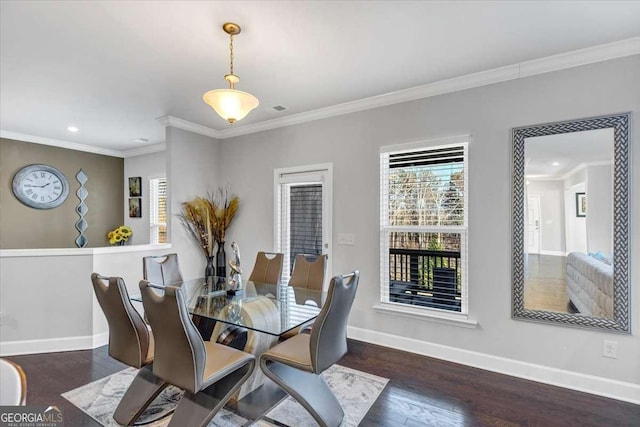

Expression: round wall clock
xmin=12 ymin=164 xmax=70 ymax=209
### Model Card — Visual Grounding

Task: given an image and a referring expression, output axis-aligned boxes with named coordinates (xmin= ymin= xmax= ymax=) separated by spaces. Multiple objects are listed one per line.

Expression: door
xmin=274 ymin=164 xmax=332 ymax=287
xmin=527 ymin=195 xmax=541 ymax=254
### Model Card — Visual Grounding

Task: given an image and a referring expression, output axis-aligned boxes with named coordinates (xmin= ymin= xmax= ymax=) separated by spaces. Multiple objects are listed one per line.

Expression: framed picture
xmin=129 ymin=197 xmax=142 ymax=218
xmin=576 ymin=192 xmax=586 ymax=217
xmin=129 ymin=177 xmax=142 ymax=197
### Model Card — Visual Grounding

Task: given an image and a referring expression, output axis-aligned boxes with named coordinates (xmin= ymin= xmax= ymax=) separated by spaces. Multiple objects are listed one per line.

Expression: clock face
xmin=12 ymin=164 xmax=70 ymax=209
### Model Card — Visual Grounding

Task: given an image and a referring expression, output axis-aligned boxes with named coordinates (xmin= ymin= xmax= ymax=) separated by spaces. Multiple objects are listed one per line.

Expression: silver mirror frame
xmin=512 ymin=113 xmax=631 ymax=333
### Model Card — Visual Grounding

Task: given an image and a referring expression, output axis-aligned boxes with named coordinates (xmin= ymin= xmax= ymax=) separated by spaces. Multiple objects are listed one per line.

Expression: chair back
xmin=310 ymin=271 xmax=359 ymax=374
xmin=139 ymin=281 xmax=206 ymax=393
xmin=91 ymin=274 xmax=150 ymax=368
xmin=249 ymin=252 xmax=284 ymax=284
xmin=143 ymin=253 xmax=183 ymax=285
xmin=288 ymin=254 xmax=327 ymax=291
xmin=0 ymin=358 xmax=27 ymax=405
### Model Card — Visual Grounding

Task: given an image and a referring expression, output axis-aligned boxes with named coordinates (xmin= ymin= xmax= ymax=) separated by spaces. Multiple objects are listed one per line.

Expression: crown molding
xmin=7 ymin=37 xmax=639 ymax=149
xmin=519 ymin=37 xmax=640 ymax=77
xmin=121 ymin=142 xmax=166 ymax=158
xmin=158 ymin=37 xmax=639 ymax=141
xmin=0 ymin=130 xmax=125 ymax=157
xmin=156 ymin=115 xmax=222 ymax=139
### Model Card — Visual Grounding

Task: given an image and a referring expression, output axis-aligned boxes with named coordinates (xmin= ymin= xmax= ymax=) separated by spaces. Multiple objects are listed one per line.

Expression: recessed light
xmin=133 ymin=138 xmax=149 ymax=143
xmin=272 ymin=105 xmax=287 ymax=111
xmin=67 ymin=126 xmax=79 ymax=132
xmin=552 ymin=162 xmax=560 ymax=166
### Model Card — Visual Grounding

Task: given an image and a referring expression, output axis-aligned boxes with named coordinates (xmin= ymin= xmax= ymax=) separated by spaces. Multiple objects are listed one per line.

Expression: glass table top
xmin=131 ymin=277 xmax=324 ymax=337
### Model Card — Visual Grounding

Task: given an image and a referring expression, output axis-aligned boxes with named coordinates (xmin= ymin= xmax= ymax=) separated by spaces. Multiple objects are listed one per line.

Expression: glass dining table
xmin=130 ymin=276 xmax=326 ymax=421
xmin=130 ymin=276 xmax=325 ymax=339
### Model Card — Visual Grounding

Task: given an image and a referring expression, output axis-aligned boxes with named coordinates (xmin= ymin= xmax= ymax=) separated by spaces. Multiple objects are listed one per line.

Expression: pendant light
xmin=203 ymin=23 xmax=259 ymax=124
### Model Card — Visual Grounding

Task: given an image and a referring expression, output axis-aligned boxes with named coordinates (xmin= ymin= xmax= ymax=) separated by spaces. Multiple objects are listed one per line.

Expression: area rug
xmin=62 ymin=364 xmax=388 ymax=426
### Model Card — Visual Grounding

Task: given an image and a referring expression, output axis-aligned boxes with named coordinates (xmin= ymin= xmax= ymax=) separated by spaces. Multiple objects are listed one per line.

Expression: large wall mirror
xmin=512 ymin=113 xmax=631 ymax=333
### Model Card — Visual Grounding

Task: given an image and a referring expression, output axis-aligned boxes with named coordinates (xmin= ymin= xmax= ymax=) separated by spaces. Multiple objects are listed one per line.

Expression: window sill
xmin=373 ymin=303 xmax=479 ymax=329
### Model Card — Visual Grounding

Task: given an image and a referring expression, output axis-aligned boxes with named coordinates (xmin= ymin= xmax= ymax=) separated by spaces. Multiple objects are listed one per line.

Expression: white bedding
xmin=566 ymin=252 xmax=613 ymax=318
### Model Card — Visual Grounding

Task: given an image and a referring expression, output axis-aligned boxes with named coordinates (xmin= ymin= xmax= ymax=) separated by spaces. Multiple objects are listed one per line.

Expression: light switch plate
xmin=337 ymin=233 xmax=355 ymax=246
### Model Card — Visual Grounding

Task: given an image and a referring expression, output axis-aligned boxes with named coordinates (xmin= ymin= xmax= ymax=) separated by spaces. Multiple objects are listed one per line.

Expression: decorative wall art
xmin=576 ymin=192 xmax=587 ymax=217
xmin=75 ymin=169 xmax=89 ymax=248
xmin=128 ymin=177 xmax=142 ymax=197
xmin=129 ymin=198 xmax=141 ymax=218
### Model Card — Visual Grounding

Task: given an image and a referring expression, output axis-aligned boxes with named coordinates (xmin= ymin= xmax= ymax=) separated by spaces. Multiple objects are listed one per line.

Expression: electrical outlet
xmin=603 ymin=340 xmax=618 ymax=359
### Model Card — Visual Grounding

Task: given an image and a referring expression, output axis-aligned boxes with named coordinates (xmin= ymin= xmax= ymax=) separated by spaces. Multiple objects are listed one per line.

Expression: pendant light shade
xmin=203 ymin=22 xmax=259 ymax=124
xmin=203 ymin=88 xmax=259 ymax=124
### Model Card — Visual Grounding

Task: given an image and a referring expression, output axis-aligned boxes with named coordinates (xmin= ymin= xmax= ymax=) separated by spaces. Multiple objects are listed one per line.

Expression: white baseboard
xmin=347 ymin=326 xmax=640 ymax=405
xmin=0 ymin=333 xmax=108 ymax=357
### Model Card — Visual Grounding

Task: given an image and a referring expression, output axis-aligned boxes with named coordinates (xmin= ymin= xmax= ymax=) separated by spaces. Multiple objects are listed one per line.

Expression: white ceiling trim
xmin=156 ymin=115 xmax=222 ymax=139
xmin=121 ymin=143 xmax=166 ymax=158
xmin=0 ymin=129 xmax=124 ymax=158
xmin=158 ymin=37 xmax=640 ymax=140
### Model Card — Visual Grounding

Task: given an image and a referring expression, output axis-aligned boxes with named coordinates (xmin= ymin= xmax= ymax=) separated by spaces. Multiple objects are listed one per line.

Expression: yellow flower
xmin=107 ymin=225 xmax=133 ymax=245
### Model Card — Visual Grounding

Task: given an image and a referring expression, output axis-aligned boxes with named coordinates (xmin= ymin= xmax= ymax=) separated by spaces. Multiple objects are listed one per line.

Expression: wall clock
xmin=12 ymin=164 xmax=70 ymax=209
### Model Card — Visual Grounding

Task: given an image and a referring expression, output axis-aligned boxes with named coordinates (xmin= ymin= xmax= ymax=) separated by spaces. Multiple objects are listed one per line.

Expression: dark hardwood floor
xmin=6 ymin=339 xmax=639 ymax=426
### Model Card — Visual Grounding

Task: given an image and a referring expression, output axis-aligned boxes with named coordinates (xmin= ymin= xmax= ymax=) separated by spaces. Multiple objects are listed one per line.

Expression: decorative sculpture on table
xmin=228 ymin=241 xmax=243 ymax=291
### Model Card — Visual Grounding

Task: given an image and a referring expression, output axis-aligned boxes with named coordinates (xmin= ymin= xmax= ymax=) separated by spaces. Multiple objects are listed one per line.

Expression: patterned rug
xmin=62 ymin=364 xmax=388 ymax=426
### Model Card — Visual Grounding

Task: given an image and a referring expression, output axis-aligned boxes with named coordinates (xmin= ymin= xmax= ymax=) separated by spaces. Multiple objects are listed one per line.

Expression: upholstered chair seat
xmin=248 ymin=252 xmax=284 ymax=284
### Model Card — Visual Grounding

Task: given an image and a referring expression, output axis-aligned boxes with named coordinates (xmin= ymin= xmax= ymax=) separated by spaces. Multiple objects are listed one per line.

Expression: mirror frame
xmin=512 ymin=113 xmax=631 ymax=333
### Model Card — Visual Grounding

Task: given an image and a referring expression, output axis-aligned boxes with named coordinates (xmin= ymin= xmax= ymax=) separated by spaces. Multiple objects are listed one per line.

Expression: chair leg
xmin=168 ymin=359 xmax=255 ymax=427
xmin=113 ymin=364 xmax=169 ymax=426
xmin=261 ymin=360 xmax=344 ymax=427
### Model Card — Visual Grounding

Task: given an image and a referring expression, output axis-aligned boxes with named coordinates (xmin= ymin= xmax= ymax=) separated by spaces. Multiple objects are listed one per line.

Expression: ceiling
xmin=1 ymin=1 xmax=640 ymax=152
xmin=525 ymin=128 xmax=614 ymax=179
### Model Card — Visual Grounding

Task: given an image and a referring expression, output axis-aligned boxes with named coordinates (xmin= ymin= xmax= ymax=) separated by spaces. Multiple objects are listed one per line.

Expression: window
xmin=275 ymin=164 xmax=332 ymax=284
xmin=380 ymin=137 xmax=468 ymax=313
xmin=150 ymin=177 xmax=167 ymax=244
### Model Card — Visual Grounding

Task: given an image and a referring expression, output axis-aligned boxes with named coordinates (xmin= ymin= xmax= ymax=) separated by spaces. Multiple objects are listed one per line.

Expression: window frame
xmin=149 ymin=176 xmax=167 ymax=244
xmin=380 ymin=136 xmax=469 ymax=315
xmin=274 ymin=163 xmax=333 ymax=286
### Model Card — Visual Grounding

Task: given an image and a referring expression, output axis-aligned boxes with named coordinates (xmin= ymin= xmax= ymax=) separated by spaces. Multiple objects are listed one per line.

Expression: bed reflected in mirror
xmin=511 ymin=113 xmax=630 ymax=333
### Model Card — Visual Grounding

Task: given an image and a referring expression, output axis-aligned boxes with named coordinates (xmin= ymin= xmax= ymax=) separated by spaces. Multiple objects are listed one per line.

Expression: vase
xmin=205 ymin=256 xmax=215 ymax=277
xmin=216 ymin=241 xmax=227 ymax=278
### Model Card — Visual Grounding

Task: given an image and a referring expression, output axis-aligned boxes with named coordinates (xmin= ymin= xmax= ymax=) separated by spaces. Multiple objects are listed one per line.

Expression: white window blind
xmin=380 ymin=139 xmax=468 ymax=314
xmin=150 ymin=177 xmax=167 ymax=244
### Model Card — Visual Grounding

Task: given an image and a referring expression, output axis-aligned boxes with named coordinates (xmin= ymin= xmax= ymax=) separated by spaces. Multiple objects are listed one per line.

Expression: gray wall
xmin=166 ymin=127 xmax=221 ymax=278
xmin=586 ymin=164 xmax=613 ymax=256
xmin=124 ymin=151 xmax=166 ymax=245
xmin=0 ymin=138 xmax=124 ymax=248
xmin=217 ymin=56 xmax=640 ymax=383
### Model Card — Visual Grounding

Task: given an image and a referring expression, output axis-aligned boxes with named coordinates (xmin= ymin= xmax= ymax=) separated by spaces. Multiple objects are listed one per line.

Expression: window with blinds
xmin=380 ymin=139 xmax=468 ymax=313
xmin=150 ymin=177 xmax=167 ymax=244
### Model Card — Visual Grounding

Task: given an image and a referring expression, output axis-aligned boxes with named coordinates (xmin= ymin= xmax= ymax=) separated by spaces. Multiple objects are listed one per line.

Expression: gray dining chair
xmin=91 ymin=273 xmax=168 ymax=426
xmin=259 ymin=271 xmax=359 ymax=427
xmin=248 ymin=252 xmax=284 ymax=284
xmin=139 ymin=280 xmax=255 ymax=427
xmin=280 ymin=253 xmax=328 ymax=340
xmin=143 ymin=253 xmax=183 ymax=285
